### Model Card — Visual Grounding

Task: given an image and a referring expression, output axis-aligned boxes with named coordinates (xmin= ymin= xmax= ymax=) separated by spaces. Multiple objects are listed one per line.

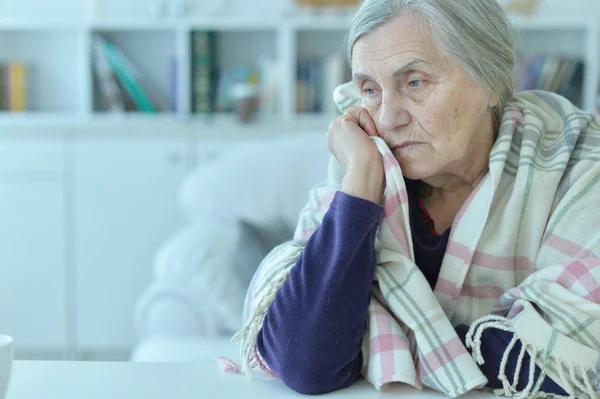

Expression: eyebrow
xmin=352 ymin=59 xmax=427 ymax=82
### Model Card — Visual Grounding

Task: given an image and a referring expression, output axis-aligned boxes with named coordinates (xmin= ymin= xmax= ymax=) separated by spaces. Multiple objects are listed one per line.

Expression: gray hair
xmin=344 ymin=0 xmax=515 ymax=131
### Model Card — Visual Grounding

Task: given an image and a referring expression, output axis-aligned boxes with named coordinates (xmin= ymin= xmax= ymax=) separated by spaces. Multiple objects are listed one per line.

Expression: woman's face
xmin=352 ymin=12 xmax=495 ymax=183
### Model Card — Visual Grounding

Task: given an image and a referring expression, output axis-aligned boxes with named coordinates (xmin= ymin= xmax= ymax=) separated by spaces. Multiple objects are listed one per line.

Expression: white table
xmin=6 ymin=341 xmax=497 ymax=399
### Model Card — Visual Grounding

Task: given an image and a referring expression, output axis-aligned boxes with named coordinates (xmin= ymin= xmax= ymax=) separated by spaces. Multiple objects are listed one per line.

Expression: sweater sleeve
xmin=455 ymin=325 xmax=567 ymax=395
xmin=256 ymin=191 xmax=383 ymax=395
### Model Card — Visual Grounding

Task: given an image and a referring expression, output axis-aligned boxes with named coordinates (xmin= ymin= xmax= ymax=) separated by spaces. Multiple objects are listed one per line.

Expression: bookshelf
xmin=0 ymin=14 xmax=597 ymax=129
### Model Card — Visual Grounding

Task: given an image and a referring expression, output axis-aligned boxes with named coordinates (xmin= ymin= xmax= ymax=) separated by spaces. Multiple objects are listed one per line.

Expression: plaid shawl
xmin=231 ymin=83 xmax=600 ymax=398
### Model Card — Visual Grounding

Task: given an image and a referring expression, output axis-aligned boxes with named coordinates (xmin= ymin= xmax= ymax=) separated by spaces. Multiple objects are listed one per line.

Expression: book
xmin=107 ymin=40 xmax=170 ymax=112
xmin=99 ymin=38 xmax=157 ymax=113
xmin=92 ymin=36 xmax=126 ymax=112
xmin=309 ymin=58 xmax=323 ymax=113
xmin=10 ymin=63 xmax=26 ymax=112
xmin=114 ymin=76 xmax=138 ymax=112
xmin=191 ymin=31 xmax=216 ymax=115
xmin=297 ymin=55 xmax=348 ymax=114
xmin=296 ymin=59 xmax=310 ymax=113
xmin=537 ymin=57 xmax=561 ymax=91
xmin=0 ymin=62 xmax=29 ymax=112
xmin=514 ymin=54 xmax=584 ymax=106
xmin=2 ymin=64 xmax=10 ymax=112
xmin=0 ymin=64 xmax=5 ymax=111
xmin=170 ymin=56 xmax=178 ymax=113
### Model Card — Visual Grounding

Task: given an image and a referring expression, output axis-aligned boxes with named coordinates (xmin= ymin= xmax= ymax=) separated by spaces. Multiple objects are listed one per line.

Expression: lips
xmin=392 ymin=142 xmax=423 ymax=154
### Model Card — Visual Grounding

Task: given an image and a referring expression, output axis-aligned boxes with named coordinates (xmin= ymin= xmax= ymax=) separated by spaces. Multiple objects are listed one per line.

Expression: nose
xmin=378 ymin=92 xmax=411 ymax=133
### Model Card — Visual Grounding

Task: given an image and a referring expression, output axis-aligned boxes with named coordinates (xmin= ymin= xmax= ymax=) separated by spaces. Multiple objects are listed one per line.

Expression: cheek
xmin=427 ymin=92 xmax=463 ymax=133
xmin=413 ymin=89 xmax=454 ymax=128
xmin=412 ymin=103 xmax=447 ymax=133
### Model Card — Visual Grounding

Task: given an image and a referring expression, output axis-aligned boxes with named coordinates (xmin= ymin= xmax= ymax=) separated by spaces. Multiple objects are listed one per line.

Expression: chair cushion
xmin=135 ymin=219 xmax=271 ymax=338
xmin=178 ymin=133 xmax=331 ymax=229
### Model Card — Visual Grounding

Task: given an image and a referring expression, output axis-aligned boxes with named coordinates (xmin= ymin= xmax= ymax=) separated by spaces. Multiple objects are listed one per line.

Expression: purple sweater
xmin=256 ymin=189 xmax=566 ymax=395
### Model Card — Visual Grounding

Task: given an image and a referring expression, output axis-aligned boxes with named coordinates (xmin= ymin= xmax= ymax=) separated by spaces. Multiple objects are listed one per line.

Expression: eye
xmin=408 ymin=80 xmax=423 ymax=88
xmin=362 ymin=88 xmax=377 ymax=96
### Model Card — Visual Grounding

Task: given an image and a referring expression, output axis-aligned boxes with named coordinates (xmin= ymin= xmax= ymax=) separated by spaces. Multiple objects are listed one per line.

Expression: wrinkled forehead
xmin=351 ymin=13 xmax=445 ymax=76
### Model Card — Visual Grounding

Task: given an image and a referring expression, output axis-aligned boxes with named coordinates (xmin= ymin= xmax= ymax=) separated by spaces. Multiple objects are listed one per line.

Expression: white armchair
xmin=132 ymin=132 xmax=332 ymax=362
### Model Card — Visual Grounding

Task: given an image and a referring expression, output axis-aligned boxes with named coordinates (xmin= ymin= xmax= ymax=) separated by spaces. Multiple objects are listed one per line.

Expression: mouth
xmin=391 ymin=142 xmax=423 ymax=155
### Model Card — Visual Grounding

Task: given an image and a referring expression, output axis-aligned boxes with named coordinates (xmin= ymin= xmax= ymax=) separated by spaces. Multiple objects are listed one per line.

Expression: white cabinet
xmin=0 ymin=132 xmax=242 ymax=359
xmin=0 ymin=137 xmax=67 ymax=357
xmin=73 ymin=137 xmax=187 ymax=355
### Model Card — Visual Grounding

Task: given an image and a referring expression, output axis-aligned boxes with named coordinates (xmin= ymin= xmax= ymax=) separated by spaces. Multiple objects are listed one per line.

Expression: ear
xmin=333 ymin=82 xmax=362 ymax=114
xmin=488 ymin=94 xmax=499 ymax=108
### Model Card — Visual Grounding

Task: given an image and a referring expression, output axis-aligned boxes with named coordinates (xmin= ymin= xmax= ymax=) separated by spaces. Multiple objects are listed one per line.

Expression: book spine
xmin=3 ymin=64 xmax=10 ymax=112
xmin=305 ymin=59 xmax=316 ymax=113
xmin=8 ymin=64 xmax=15 ymax=112
xmin=170 ymin=56 xmax=178 ymax=113
xmin=191 ymin=31 xmax=215 ymax=115
xmin=214 ymin=68 xmax=228 ymax=112
xmin=306 ymin=60 xmax=315 ymax=113
xmin=314 ymin=58 xmax=324 ymax=113
xmin=0 ymin=64 xmax=5 ymax=112
xmin=14 ymin=63 xmax=26 ymax=112
xmin=102 ymin=40 xmax=157 ymax=113
xmin=8 ymin=63 xmax=25 ymax=112
xmin=557 ymin=59 xmax=578 ymax=98
xmin=115 ymin=76 xmax=138 ymax=112
xmin=110 ymin=42 xmax=169 ymax=112
xmin=296 ymin=60 xmax=308 ymax=113
xmin=92 ymin=35 xmax=126 ymax=112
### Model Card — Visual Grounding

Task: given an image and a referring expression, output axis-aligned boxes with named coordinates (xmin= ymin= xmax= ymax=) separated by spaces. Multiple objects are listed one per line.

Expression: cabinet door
xmin=0 ymin=178 xmax=67 ymax=357
xmin=74 ymin=138 xmax=187 ymax=356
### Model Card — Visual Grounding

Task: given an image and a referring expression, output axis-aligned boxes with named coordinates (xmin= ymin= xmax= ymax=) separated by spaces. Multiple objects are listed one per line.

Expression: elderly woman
xmin=231 ymin=0 xmax=600 ymax=397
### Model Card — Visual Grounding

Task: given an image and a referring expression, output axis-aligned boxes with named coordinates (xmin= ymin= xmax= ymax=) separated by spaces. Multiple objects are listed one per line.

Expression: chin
xmin=396 ymin=159 xmax=429 ymax=181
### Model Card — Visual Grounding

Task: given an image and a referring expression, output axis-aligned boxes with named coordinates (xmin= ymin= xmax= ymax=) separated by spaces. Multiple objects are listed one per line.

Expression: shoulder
xmin=510 ymin=90 xmax=599 ymax=134
xmin=502 ymin=91 xmax=600 ymax=165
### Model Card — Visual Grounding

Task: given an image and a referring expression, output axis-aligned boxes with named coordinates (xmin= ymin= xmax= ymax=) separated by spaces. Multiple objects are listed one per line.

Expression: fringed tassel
xmin=567 ymin=362 xmax=585 ymax=395
xmin=465 ymin=316 xmax=599 ymax=399
xmin=557 ymin=362 xmax=576 ymax=398
xmin=465 ymin=315 xmax=508 ymax=347
xmin=217 ymin=357 xmax=243 ymax=374
xmin=581 ymin=364 xmax=597 ymax=397
xmin=466 ymin=316 xmax=514 ymax=365
xmin=230 ymin=266 xmax=292 ymax=378
xmin=515 ymin=347 xmax=538 ymax=398
xmin=497 ymin=334 xmax=520 ymax=397
xmin=253 ymin=343 xmax=278 ymax=378
xmin=512 ymin=341 xmax=527 ymax=391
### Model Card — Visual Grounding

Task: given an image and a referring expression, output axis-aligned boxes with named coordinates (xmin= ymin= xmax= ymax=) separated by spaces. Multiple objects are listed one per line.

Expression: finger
xmin=346 ymin=107 xmax=378 ymax=137
xmin=357 ymin=109 xmax=379 ymax=137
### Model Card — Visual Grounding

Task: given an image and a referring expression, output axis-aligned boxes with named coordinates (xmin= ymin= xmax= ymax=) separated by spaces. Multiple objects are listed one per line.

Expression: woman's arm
xmin=257 ymin=191 xmax=383 ymax=395
xmin=455 ymin=325 xmax=567 ymax=395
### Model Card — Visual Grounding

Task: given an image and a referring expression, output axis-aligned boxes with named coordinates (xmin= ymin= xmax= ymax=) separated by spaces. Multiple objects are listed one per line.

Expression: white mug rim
xmin=0 ymin=335 xmax=13 ymax=348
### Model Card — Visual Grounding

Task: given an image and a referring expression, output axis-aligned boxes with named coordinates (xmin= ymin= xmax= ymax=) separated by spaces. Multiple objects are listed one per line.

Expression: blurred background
xmin=0 ymin=0 xmax=599 ymax=363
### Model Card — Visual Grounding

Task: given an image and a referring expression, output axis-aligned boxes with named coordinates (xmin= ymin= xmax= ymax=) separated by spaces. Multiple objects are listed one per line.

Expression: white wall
xmin=0 ymin=0 xmax=83 ymax=17
xmin=0 ymin=0 xmax=287 ymax=18
xmin=1 ymin=0 xmax=597 ymax=19
xmin=537 ymin=0 xmax=600 ymax=17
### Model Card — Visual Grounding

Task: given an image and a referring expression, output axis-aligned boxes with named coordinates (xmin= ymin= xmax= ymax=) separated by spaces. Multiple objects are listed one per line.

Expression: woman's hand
xmin=327 ymin=107 xmax=385 ymax=204
xmin=327 ymin=107 xmax=380 ymax=169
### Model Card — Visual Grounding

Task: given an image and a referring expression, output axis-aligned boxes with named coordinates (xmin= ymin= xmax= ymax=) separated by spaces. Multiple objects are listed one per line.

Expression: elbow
xmin=279 ymin=367 xmax=352 ymax=395
xmin=261 ymin=345 xmax=358 ymax=395
xmin=257 ymin=328 xmax=360 ymax=395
